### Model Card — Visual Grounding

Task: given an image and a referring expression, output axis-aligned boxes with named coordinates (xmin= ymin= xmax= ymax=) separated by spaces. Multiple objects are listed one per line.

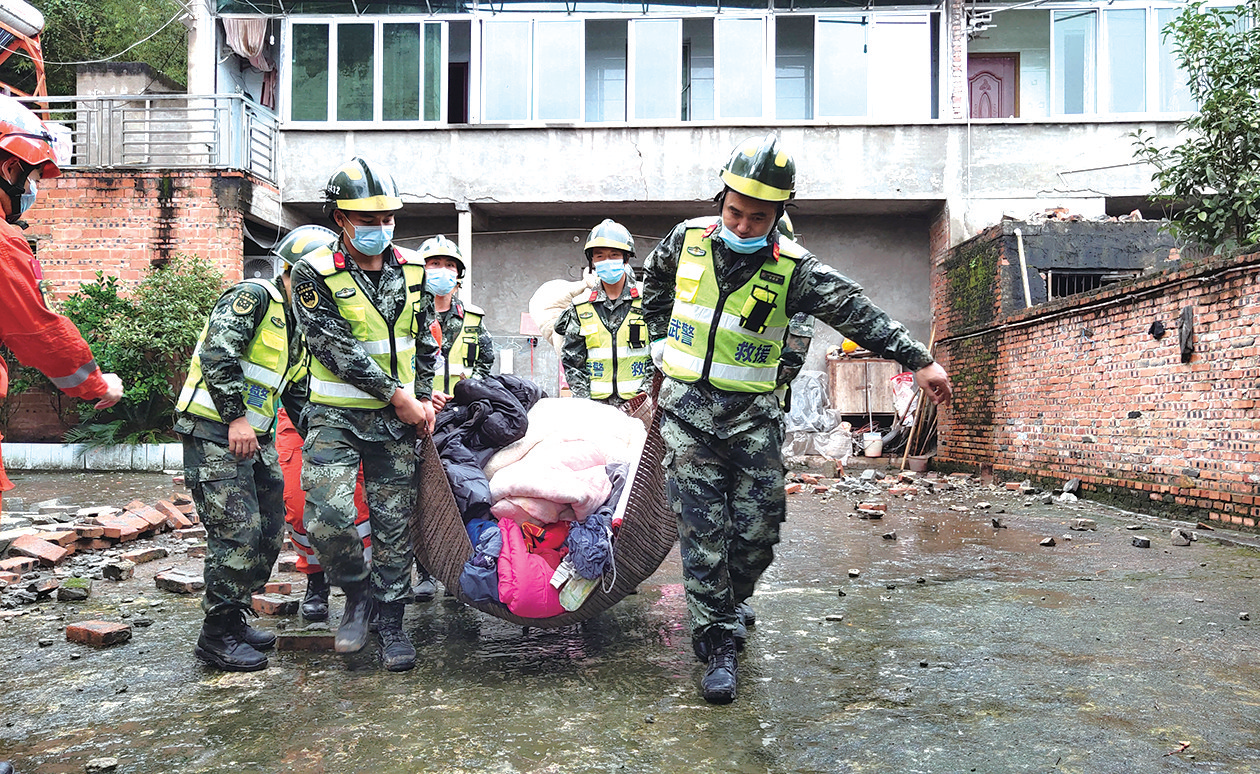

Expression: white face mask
xmin=426 ymin=266 xmax=458 ymax=296
xmin=593 ymin=259 xmax=626 ymax=284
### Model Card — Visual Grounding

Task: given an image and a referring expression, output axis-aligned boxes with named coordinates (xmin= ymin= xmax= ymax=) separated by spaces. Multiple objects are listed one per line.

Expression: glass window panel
xmin=535 ymin=20 xmax=583 ymax=120
xmin=817 ymin=16 xmax=867 ymax=117
xmin=484 ymin=20 xmax=532 ymax=120
xmin=290 ymin=24 xmax=329 ymax=122
xmin=337 ymin=23 xmax=375 ymax=121
xmin=634 ymin=19 xmax=681 ymax=120
xmin=424 ymin=23 xmax=442 ymax=121
xmin=683 ymin=18 xmax=713 ymax=121
xmin=1105 ymin=9 xmax=1145 ymax=112
xmin=586 ymin=20 xmax=627 ymax=122
xmin=1053 ymin=10 xmax=1095 ymax=114
xmin=776 ymin=16 xmax=814 ymax=119
xmin=383 ymin=23 xmax=420 ymax=121
xmin=717 ymin=18 xmax=764 ymax=118
xmin=870 ymin=15 xmax=931 ymax=120
xmin=1157 ymin=8 xmax=1195 ymax=112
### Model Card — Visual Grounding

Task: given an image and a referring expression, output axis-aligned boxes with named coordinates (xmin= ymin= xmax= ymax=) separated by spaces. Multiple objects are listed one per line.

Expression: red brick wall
xmin=937 ymin=248 xmax=1260 ymax=530
xmin=24 ymin=169 xmax=256 ymax=299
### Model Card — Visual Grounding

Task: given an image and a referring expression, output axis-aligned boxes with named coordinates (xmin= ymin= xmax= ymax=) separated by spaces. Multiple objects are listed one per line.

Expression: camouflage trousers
xmin=301 ymin=424 xmax=416 ymax=604
xmin=660 ymin=412 xmax=786 ymax=636
xmin=180 ymin=433 xmax=285 ymax=616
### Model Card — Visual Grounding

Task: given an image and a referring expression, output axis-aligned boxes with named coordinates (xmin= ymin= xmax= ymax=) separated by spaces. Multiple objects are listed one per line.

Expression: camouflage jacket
xmin=174 ymin=280 xmax=304 ymax=444
xmin=641 ymin=222 xmax=933 ymax=438
xmin=556 ymin=272 xmax=654 ymax=399
xmin=290 ymin=242 xmax=439 ymax=442
xmin=438 ymin=300 xmax=495 ymax=379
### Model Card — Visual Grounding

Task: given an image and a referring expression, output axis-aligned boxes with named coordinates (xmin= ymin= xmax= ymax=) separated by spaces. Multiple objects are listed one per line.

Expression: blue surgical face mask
xmin=17 ymin=178 xmax=36 ymax=216
xmin=346 ymin=223 xmax=394 ymax=256
xmin=718 ymin=225 xmax=769 ymax=255
xmin=426 ymin=266 xmax=458 ymax=296
xmin=593 ymin=259 xmax=625 ymax=285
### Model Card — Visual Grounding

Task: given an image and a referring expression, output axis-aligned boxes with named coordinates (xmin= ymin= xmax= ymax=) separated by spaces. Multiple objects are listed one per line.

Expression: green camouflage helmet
xmin=720 ymin=134 xmax=795 ymax=202
xmin=418 ymin=234 xmax=466 ymax=277
xmin=273 ymin=224 xmax=336 ymax=274
xmin=323 ymin=157 xmax=403 ymax=214
xmin=584 ymin=218 xmax=635 ymax=263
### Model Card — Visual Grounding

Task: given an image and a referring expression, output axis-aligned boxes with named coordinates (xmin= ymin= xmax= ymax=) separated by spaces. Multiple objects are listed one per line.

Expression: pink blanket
xmin=489 ymin=438 xmax=612 ymax=524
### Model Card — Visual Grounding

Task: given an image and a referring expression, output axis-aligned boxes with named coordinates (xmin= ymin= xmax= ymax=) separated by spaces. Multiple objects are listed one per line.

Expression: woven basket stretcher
xmin=409 ymin=390 xmax=676 ymax=628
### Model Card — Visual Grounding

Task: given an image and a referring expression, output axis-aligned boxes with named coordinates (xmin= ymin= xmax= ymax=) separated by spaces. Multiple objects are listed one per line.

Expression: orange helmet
xmin=0 ymin=95 xmax=58 ymax=178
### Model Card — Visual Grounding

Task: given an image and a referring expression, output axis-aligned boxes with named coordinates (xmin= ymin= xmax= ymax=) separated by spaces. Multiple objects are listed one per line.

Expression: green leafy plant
xmin=69 ymin=254 xmax=225 ymax=444
xmin=1132 ymin=0 xmax=1260 ymax=254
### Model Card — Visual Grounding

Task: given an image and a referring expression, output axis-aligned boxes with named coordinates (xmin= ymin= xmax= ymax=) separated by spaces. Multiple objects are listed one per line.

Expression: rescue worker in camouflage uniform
xmin=176 ymin=231 xmax=307 ymax=672
xmin=422 ymin=234 xmax=494 ymax=406
xmin=557 ymin=219 xmax=653 ymax=406
xmin=642 ymin=134 xmax=953 ymax=704
xmin=289 ymin=157 xmax=438 ymax=672
xmin=412 ymin=233 xmax=495 ymax=600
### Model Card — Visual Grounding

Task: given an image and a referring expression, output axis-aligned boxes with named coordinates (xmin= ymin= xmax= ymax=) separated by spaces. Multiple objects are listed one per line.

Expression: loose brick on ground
xmin=129 ymin=505 xmax=169 ymax=532
xmin=785 ymin=483 xmax=803 ymax=494
xmin=77 ymin=538 xmax=112 ymax=551
xmin=174 ymin=526 xmax=207 ymax=540
xmin=102 ymin=560 xmax=136 ymax=581
xmin=0 ymin=556 xmax=38 ymax=574
xmin=120 ymin=547 xmax=169 ymax=565
xmin=27 ymin=577 xmax=60 ymax=596
xmin=265 ymin=581 xmax=292 ymax=595
xmin=38 ymin=529 xmax=80 ymax=547
xmin=252 ymin=593 xmax=299 ymax=615
xmin=276 ymin=628 xmax=335 ymax=652
xmin=0 ymin=571 xmax=19 ymax=585
xmin=155 ymin=570 xmax=204 ymax=594
xmin=276 ymin=554 xmax=299 ymax=573
xmin=72 ymin=524 xmax=105 ymax=539
xmin=66 ymin=620 xmax=132 ymax=647
xmin=10 ymin=534 xmax=68 ymax=566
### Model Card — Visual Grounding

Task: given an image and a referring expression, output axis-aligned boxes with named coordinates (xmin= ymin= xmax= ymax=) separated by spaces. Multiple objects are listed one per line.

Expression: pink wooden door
xmin=969 ymin=54 xmax=1019 ymax=118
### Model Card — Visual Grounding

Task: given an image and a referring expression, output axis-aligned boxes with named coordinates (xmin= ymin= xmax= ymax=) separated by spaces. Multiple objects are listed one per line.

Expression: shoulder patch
xmin=334 ymin=286 xmax=357 ymax=299
xmin=231 ymin=292 xmax=259 ymax=316
xmin=296 ymin=282 xmax=320 ymax=310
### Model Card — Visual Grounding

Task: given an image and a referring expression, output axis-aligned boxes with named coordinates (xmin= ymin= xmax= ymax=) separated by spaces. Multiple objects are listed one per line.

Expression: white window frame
xmin=280 ymin=16 xmax=449 ymax=128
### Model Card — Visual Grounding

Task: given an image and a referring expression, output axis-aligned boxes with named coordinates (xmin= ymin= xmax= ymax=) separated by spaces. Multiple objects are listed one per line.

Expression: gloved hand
xmin=651 ymin=339 xmax=666 ymax=370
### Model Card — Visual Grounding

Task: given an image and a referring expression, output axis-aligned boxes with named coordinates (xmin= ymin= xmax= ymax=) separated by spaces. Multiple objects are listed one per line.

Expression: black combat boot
xmin=375 ymin=601 xmax=416 ymax=672
xmin=234 ymin=609 xmax=276 ymax=651
xmin=699 ymin=628 xmax=738 ymax=704
xmin=194 ymin=611 xmax=268 ymax=672
xmin=301 ymin=571 xmax=330 ymax=621
xmin=335 ymin=579 xmax=374 ymax=654
xmin=412 ymin=564 xmax=437 ymax=603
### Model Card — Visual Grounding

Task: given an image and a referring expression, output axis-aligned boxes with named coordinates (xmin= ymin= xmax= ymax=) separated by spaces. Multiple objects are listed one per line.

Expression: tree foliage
xmin=1133 ymin=0 xmax=1260 ymax=254
xmin=28 ymin=0 xmax=189 ymax=96
xmin=7 ymin=255 xmax=225 ymax=445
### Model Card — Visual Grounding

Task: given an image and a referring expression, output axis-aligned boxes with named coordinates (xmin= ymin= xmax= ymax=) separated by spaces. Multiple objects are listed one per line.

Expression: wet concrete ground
xmin=2 ymin=467 xmax=1260 ymax=773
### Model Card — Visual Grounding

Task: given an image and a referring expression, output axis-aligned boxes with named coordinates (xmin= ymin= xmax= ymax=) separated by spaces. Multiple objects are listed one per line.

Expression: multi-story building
xmin=39 ymin=0 xmax=1200 ymax=382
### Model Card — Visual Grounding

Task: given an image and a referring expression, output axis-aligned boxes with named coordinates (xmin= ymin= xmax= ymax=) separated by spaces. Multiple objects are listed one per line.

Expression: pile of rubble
xmin=0 ymin=494 xmax=206 ymax=610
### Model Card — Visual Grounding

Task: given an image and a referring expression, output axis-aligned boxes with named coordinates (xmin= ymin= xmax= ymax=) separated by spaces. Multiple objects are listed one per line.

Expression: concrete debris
xmin=85 ymin=757 xmax=120 ymax=772
xmin=824 ymin=614 xmax=845 ymax=622
xmin=1132 ymin=536 xmax=1152 ymax=548
xmin=992 ymin=518 xmax=1006 ymax=529
xmin=848 ymin=569 xmax=861 ymax=578
xmin=1039 ymin=537 xmax=1056 ymax=547
xmin=1171 ymin=529 xmax=1194 ymax=547
xmin=976 ymin=502 xmax=991 ymax=510
xmin=1062 ymin=478 xmax=1081 ymax=494
xmin=1240 ymin=612 xmax=1251 ymax=621
xmin=1059 ymin=492 xmax=1079 ymax=504
xmin=882 ymin=531 xmax=897 ymax=540
xmin=1070 ymin=519 xmax=1097 ymax=531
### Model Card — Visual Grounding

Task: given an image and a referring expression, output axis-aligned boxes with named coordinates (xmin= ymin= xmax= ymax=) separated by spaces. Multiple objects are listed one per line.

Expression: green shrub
xmin=68 ymin=254 xmax=226 ymax=445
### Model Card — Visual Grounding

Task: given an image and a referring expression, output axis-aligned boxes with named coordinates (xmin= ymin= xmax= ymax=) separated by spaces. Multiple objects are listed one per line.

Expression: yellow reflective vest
xmin=305 ymin=246 xmax=428 ymax=409
xmin=574 ymin=288 xmax=651 ymax=400
xmin=661 ymin=219 xmax=803 ymax=393
xmin=434 ymin=304 xmax=485 ymax=394
xmin=177 ymin=279 xmax=292 ymax=433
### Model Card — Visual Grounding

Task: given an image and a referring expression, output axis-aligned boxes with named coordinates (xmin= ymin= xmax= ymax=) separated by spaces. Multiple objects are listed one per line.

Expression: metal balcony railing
xmin=21 ymin=94 xmax=279 ymax=184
